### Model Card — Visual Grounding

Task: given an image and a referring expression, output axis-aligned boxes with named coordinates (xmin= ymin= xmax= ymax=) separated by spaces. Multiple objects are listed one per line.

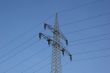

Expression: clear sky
xmin=0 ymin=0 xmax=110 ymax=73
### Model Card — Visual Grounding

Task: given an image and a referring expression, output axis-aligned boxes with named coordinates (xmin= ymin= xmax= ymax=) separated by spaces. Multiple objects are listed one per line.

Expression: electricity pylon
xmin=39 ymin=13 xmax=72 ymax=73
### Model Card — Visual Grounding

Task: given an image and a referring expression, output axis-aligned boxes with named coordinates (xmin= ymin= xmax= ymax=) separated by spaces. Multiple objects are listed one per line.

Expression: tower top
xmin=54 ymin=13 xmax=59 ymax=31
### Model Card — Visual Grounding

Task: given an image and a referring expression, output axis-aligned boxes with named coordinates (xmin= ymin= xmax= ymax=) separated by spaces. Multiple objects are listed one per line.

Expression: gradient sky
xmin=0 ymin=0 xmax=110 ymax=73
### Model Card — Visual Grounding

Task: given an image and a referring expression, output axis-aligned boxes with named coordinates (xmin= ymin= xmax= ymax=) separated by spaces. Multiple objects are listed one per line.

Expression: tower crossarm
xmin=52 ymin=40 xmax=72 ymax=61
xmin=44 ymin=23 xmax=68 ymax=45
xmin=39 ymin=32 xmax=72 ymax=61
xmin=62 ymin=47 xmax=72 ymax=61
xmin=39 ymin=32 xmax=53 ymax=46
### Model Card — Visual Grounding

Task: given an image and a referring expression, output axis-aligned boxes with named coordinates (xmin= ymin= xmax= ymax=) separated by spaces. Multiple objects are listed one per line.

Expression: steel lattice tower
xmin=39 ymin=13 xmax=72 ymax=73
xmin=51 ymin=13 xmax=62 ymax=73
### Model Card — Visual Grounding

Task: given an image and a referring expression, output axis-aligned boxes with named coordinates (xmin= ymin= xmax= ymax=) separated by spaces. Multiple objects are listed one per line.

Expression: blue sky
xmin=0 ymin=0 xmax=110 ymax=73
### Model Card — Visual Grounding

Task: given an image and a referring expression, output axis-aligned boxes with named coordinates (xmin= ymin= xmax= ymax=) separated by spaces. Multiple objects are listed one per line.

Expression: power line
xmin=0 ymin=1 xmax=108 ymax=64
xmin=40 ymin=54 xmax=110 ymax=73
xmin=63 ymin=54 xmax=110 ymax=68
xmin=17 ymin=35 xmax=110 ymax=73
xmin=74 ymin=54 xmax=110 ymax=62
xmin=0 ymin=0 xmax=109 ymax=72
xmin=3 ymin=37 xmax=109 ymax=73
xmin=1 ymin=14 xmax=110 ymax=63
xmin=1 ymin=40 xmax=104 ymax=73
xmin=1 ymin=28 xmax=110 ymax=66
xmin=32 ymin=51 xmax=110 ymax=73
xmin=39 ymin=13 xmax=72 ymax=73
xmin=1 ymin=10 xmax=110 ymax=73
xmin=0 ymin=40 xmax=37 ymax=65
xmin=0 ymin=1 xmax=106 ymax=64
xmin=0 ymin=15 xmax=53 ymax=51
xmin=22 ymin=55 xmax=50 ymax=73
xmin=73 ymin=47 xmax=110 ymax=55
xmin=0 ymin=0 xmax=101 ymax=53
xmin=2 ymin=14 xmax=109 ymax=63
xmin=58 ymin=0 xmax=102 ymax=13
xmin=61 ymin=12 xmax=110 ymax=27
xmin=4 ymin=36 xmax=110 ymax=73
xmin=4 ymin=46 xmax=48 ymax=73
xmin=2 ymin=31 xmax=110 ymax=67
xmin=3 ymin=14 xmax=110 ymax=60
xmin=0 ymin=35 xmax=36 ymax=60
xmin=66 ymin=22 xmax=110 ymax=35
xmin=4 ymin=12 xmax=109 ymax=72
xmin=70 ymin=36 xmax=110 ymax=46
xmin=32 ymin=62 xmax=50 ymax=73
xmin=69 ymin=32 xmax=110 ymax=42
